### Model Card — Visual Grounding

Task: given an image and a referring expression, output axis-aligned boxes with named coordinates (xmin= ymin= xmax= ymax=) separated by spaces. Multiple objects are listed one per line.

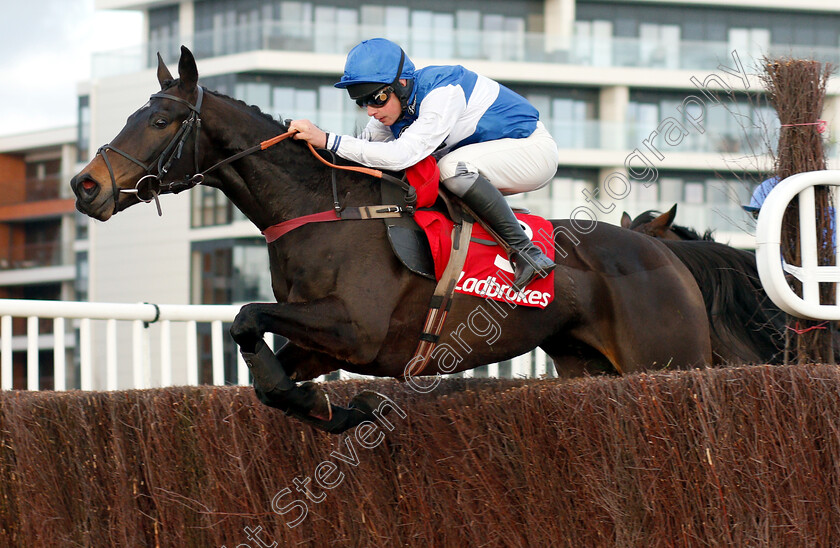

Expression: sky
xmin=0 ymin=0 xmax=143 ymax=137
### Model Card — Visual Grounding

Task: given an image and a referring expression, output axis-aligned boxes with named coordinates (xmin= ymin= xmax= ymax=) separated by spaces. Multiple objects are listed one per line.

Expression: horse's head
xmin=71 ymin=46 xmax=203 ymax=221
xmin=621 ymin=204 xmax=714 ymax=241
xmin=621 ymin=204 xmax=682 ymax=240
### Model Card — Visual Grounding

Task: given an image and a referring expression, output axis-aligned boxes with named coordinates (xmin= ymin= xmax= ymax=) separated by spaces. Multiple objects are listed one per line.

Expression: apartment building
xmin=72 ymin=0 xmax=840 ymax=381
xmin=0 ymin=127 xmax=82 ymax=388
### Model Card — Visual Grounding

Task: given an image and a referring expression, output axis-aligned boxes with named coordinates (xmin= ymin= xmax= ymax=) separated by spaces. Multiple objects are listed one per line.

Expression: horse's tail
xmin=662 ymin=240 xmax=786 ymax=364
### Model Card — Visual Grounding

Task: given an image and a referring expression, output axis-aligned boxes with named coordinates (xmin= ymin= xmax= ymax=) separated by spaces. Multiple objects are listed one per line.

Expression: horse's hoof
xmin=348 ymin=390 xmax=389 ymax=416
xmin=300 ymin=381 xmax=332 ymax=422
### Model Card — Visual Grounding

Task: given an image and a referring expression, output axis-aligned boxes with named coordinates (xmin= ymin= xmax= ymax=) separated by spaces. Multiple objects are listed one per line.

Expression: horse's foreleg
xmin=242 ymin=339 xmax=389 ymax=434
xmin=232 ymin=300 xmax=391 ymax=435
xmin=230 ymin=299 xmax=382 ymax=362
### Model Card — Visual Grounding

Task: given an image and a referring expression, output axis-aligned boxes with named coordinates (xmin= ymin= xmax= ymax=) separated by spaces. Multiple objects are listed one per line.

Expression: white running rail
xmin=0 ymin=298 xmax=555 ymax=392
xmin=755 ymin=170 xmax=840 ymax=320
xmin=0 ymin=299 xmax=243 ymax=391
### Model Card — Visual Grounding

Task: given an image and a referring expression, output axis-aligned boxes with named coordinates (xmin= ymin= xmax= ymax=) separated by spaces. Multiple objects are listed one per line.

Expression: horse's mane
xmin=633 ymin=210 xmax=715 ymax=241
xmin=662 ymin=240 xmax=785 ymax=363
xmin=158 ymin=78 xmax=290 ymax=131
xmin=206 ymin=89 xmax=289 ymax=130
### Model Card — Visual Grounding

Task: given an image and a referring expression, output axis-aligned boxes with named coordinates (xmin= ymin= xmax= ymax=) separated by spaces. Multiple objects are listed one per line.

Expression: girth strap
xmin=262 ymin=206 xmax=408 ymax=243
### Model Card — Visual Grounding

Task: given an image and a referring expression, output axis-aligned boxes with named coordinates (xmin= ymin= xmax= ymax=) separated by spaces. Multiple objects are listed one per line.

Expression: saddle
xmin=381 ymin=160 xmax=535 ymax=282
xmin=380 ymin=159 xmax=440 ymax=280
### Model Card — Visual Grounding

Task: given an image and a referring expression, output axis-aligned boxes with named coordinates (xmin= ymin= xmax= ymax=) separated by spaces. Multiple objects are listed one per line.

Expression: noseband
xmin=97 ymin=86 xmax=205 ymax=216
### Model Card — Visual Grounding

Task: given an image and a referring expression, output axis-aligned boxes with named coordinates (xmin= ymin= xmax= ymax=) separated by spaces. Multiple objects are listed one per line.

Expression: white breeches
xmin=438 ymin=122 xmax=559 ymax=195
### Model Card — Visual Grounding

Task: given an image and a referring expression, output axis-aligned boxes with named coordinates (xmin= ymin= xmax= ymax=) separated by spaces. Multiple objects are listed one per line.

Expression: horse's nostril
xmin=73 ymin=174 xmax=100 ymax=199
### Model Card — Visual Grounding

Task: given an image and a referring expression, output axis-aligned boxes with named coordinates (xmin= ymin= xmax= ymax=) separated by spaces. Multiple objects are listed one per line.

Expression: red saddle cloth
xmin=405 ymin=158 xmax=556 ymax=309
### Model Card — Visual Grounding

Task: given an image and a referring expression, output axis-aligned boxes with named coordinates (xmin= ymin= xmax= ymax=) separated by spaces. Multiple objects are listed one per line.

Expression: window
xmin=75 ymin=251 xmax=88 ymax=302
xmin=573 ymin=20 xmax=613 ymax=66
xmin=684 ymin=182 xmax=705 ymax=204
xmin=77 ymin=95 xmax=90 ymax=162
xmin=191 ymin=239 xmax=273 ymax=305
xmin=651 ymin=171 xmax=748 ymax=233
xmin=525 ymin=87 xmax=598 ymax=149
xmin=314 ymin=6 xmax=357 ymax=53
xmin=639 ymin=23 xmax=680 ymax=69
xmin=148 ymin=5 xmax=179 ymax=66
xmin=628 ymin=90 xmax=778 ymax=155
xmin=22 ymin=220 xmax=62 ymax=269
xmin=514 ymin=168 xmax=597 ymax=219
xmin=24 ymin=158 xmax=61 ymax=202
xmin=191 ymin=237 xmax=276 ymax=384
xmin=456 ymin=10 xmax=481 ymax=58
xmin=728 ymin=27 xmax=770 ymax=64
xmin=576 ymin=2 xmax=840 ymax=68
xmin=191 ymin=186 xmax=234 ymax=228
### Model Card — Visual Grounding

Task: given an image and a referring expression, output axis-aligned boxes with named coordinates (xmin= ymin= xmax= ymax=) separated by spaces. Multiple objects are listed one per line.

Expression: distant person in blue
xmin=289 ymin=38 xmax=558 ymax=289
xmin=744 ymin=176 xmax=836 ymax=253
xmin=742 ymin=177 xmax=780 ymax=220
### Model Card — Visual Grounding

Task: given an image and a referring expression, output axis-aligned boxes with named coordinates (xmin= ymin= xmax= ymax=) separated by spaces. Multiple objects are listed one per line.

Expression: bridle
xmin=97 ymin=86 xmax=206 ymax=216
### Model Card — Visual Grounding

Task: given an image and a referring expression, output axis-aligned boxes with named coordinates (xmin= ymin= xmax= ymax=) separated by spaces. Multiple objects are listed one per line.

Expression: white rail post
xmin=512 ymin=353 xmax=530 ymax=378
xmin=160 ymin=320 xmax=172 ymax=387
xmin=211 ymin=319 xmax=224 ymax=385
xmin=1 ymin=315 xmax=12 ymax=390
xmin=133 ymin=320 xmax=144 ymax=389
xmin=237 ymin=351 xmax=249 ymax=386
xmin=186 ymin=320 xmax=198 ymax=385
xmin=53 ymin=317 xmax=66 ymax=391
xmin=106 ymin=319 xmax=118 ymax=390
xmin=798 ymin=186 xmax=819 ymax=304
xmin=80 ymin=318 xmax=93 ymax=390
xmin=27 ymin=316 xmax=39 ymax=391
xmin=535 ymin=348 xmax=550 ymax=378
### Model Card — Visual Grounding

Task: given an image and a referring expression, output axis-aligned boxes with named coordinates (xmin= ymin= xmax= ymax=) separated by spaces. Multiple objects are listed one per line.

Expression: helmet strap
xmin=391 ymin=49 xmax=413 ymax=120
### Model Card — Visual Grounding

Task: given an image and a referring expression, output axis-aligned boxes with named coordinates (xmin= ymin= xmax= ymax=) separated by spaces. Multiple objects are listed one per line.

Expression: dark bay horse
xmin=71 ymin=47 xmax=711 ymax=433
xmin=622 ymin=205 xmax=786 ymax=364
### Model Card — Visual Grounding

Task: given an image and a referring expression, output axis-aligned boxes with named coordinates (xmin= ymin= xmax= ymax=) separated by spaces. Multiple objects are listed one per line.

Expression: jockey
xmin=289 ymin=38 xmax=558 ymax=289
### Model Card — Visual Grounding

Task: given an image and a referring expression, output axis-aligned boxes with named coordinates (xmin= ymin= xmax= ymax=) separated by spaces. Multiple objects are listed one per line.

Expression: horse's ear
xmin=665 ymin=204 xmax=678 ymax=225
xmin=156 ymin=53 xmax=173 ymax=89
xmin=647 ymin=206 xmax=677 ymax=237
xmin=177 ymin=46 xmax=198 ymax=93
xmin=620 ymin=212 xmax=632 ymax=229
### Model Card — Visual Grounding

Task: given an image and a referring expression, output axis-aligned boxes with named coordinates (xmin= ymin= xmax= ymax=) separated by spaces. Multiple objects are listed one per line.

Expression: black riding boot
xmin=460 ymin=175 xmax=555 ymax=289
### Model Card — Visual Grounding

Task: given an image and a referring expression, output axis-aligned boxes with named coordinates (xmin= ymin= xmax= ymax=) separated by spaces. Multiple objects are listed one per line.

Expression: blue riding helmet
xmin=335 ymin=38 xmax=415 ymax=89
xmin=742 ymin=177 xmax=780 ymax=213
xmin=335 ymin=39 xmax=415 ymax=109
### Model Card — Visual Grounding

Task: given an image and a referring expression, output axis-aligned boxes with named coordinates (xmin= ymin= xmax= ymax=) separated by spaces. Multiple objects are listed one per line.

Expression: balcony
xmin=92 ymin=21 xmax=840 ymax=79
xmin=0 ymin=242 xmax=71 ymax=271
xmin=0 ymin=176 xmax=64 ymax=206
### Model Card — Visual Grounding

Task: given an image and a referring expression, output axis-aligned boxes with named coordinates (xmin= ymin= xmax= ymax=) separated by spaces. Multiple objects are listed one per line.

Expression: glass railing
xmin=0 ymin=178 xmax=67 ymax=206
xmin=670 ymin=201 xmax=753 ymax=235
xmin=547 ymin=120 xmax=605 ymax=150
xmin=91 ymin=21 xmax=840 ymax=79
xmin=624 ymin=122 xmax=777 ymax=155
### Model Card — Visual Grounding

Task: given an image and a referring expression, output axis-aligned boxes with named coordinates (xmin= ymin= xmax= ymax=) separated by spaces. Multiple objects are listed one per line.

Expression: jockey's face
xmin=365 ymin=79 xmax=406 ymax=126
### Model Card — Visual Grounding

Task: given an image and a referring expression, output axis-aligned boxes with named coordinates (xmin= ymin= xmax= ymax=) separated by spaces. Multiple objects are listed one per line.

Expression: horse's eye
xmin=153 ymin=118 xmax=168 ymax=129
